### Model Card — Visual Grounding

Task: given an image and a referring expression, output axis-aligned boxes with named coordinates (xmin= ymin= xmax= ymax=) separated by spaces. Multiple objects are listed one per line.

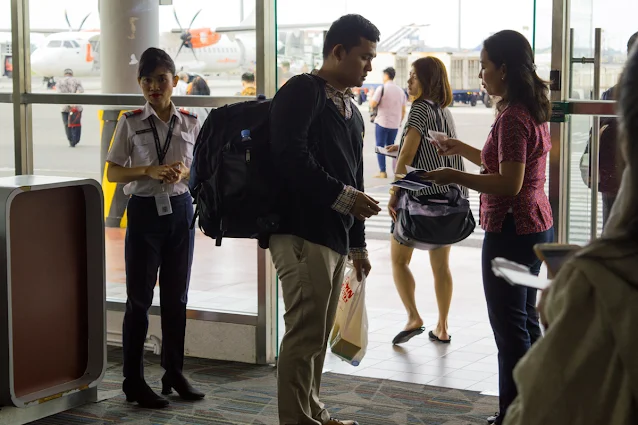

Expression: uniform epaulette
xmin=123 ymin=109 xmax=143 ymax=118
xmin=178 ymin=108 xmax=198 ymax=119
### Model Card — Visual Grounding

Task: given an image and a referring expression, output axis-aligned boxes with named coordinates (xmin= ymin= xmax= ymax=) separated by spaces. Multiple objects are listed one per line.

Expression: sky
xmin=0 ymin=0 xmax=635 ymax=52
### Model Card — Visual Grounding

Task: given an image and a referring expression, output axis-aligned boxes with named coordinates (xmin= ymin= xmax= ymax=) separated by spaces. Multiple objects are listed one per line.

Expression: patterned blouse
xmin=479 ymin=103 xmax=553 ymax=235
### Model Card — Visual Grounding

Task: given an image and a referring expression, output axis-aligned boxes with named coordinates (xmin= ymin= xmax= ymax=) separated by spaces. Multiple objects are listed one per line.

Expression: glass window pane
xmin=568 ymin=0 xmax=634 ymax=99
xmin=0 ymin=0 xmax=14 ymax=175
xmin=29 ymin=0 xmax=259 ymax=314
xmin=0 ymin=104 xmax=13 ymax=177
xmin=566 ymin=115 xmax=605 ymax=243
xmin=27 ymin=0 xmax=258 ymax=97
xmin=274 ymin=0 xmax=548 ymax=343
xmin=0 ymin=2 xmax=13 ymax=94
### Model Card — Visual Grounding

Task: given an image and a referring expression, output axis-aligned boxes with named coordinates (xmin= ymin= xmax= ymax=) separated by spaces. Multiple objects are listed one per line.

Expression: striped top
xmin=398 ymin=99 xmax=468 ymax=197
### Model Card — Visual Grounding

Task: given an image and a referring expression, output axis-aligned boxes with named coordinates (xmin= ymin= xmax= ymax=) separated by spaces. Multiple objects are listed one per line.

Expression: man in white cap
xmin=57 ymin=68 xmax=84 ymax=147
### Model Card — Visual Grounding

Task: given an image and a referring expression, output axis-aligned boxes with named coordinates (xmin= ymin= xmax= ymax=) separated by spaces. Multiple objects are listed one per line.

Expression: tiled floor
xmin=104 ymin=227 xmax=523 ymax=396
xmin=321 ymin=307 xmax=500 ymax=395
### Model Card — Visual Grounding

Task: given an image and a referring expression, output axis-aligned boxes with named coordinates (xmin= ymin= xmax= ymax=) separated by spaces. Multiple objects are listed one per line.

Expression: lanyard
xmin=148 ymin=115 xmax=177 ymax=165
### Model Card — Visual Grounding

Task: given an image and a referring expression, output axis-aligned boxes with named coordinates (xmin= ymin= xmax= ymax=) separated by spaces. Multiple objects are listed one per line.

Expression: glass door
xmin=549 ymin=0 xmax=631 ymax=244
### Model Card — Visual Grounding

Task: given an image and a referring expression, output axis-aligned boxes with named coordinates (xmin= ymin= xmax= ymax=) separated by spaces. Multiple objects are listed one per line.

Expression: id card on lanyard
xmin=149 ymin=115 xmax=177 ymax=216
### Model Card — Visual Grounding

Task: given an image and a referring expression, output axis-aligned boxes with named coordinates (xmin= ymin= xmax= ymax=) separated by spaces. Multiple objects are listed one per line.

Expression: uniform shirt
xmin=479 ymin=103 xmax=553 ymax=235
xmin=57 ymin=76 xmax=84 ymax=113
xmin=106 ymin=102 xmax=200 ymax=197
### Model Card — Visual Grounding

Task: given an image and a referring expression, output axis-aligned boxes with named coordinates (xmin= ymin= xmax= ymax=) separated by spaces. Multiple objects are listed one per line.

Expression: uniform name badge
xmin=155 ymin=188 xmax=173 ymax=216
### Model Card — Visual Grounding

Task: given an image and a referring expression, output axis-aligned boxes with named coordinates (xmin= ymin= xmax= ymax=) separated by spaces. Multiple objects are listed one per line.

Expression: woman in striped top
xmin=387 ymin=56 xmax=468 ymax=345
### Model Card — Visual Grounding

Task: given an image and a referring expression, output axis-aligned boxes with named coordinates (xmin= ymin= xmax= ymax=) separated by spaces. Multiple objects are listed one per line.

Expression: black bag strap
xmin=411 ymin=184 xmax=462 ymax=207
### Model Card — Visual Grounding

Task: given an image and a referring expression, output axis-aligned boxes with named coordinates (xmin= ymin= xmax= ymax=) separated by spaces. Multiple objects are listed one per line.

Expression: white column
xmin=99 ymin=0 xmax=159 ymax=94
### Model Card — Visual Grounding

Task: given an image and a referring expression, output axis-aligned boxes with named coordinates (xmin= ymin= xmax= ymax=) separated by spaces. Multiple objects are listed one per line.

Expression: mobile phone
xmin=533 ymin=243 xmax=581 ymax=278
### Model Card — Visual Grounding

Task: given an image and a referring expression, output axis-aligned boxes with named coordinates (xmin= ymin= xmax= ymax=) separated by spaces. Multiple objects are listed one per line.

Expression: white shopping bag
xmin=328 ymin=262 xmax=368 ymax=366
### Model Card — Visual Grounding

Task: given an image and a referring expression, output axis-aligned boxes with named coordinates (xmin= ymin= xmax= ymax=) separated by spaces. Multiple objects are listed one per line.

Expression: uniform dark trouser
xmin=481 ymin=214 xmax=554 ymax=425
xmin=122 ymin=192 xmax=195 ymax=380
xmin=61 ymin=112 xmax=82 ymax=146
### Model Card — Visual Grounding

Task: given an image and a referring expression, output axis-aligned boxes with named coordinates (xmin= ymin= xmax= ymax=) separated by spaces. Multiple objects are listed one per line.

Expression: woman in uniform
xmin=106 ymin=47 xmax=203 ymax=409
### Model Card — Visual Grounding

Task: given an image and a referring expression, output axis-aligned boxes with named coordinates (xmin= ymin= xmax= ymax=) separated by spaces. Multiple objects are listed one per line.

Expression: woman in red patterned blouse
xmin=422 ymin=30 xmax=554 ymax=425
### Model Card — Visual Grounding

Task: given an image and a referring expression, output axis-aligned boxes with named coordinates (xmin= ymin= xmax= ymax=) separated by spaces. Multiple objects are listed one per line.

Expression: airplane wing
xmin=213 ymin=22 xmax=331 ymax=34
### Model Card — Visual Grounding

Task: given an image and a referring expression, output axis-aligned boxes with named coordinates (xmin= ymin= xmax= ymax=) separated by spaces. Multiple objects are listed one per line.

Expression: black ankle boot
xmin=161 ymin=372 xmax=205 ymax=400
xmin=122 ymin=378 xmax=169 ymax=409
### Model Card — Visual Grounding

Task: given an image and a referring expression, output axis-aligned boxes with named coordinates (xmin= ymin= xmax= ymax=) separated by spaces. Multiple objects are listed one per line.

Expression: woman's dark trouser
xmin=481 ymin=214 xmax=554 ymax=424
xmin=122 ymin=192 xmax=195 ymax=380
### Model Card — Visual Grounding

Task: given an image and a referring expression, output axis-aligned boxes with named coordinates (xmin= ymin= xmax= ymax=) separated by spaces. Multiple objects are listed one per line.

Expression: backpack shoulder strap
xmin=302 ymin=73 xmax=327 ymax=118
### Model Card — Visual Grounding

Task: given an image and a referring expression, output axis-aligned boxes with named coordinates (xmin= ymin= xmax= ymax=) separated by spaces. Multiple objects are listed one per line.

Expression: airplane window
xmin=63 ymin=41 xmax=74 ymax=48
xmin=47 ymin=40 xmax=62 ymax=48
xmin=71 ymin=40 xmax=80 ymax=48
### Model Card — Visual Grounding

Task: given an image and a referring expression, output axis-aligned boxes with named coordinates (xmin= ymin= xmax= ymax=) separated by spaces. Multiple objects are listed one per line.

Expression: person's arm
xmin=504 ymin=264 xmax=608 ymax=425
xmin=442 ymin=108 xmax=480 ymax=167
xmin=107 ymin=163 xmax=155 ymax=183
xmin=439 ymin=139 xmax=482 ymax=166
xmin=394 ymin=103 xmax=435 ymax=175
xmin=447 ymin=163 xmax=525 ymax=196
xmin=395 ymin=127 xmax=421 ymax=175
xmin=269 ymin=76 xmax=350 ymax=208
xmin=349 ymin=149 xmax=372 ymax=281
xmin=427 ymin=113 xmax=527 ymax=196
xmin=401 ymin=105 xmax=406 ymax=123
xmin=75 ymin=79 xmax=84 ymax=94
xmin=349 ymin=146 xmax=366 ymax=256
xmin=368 ymin=85 xmax=383 ymax=108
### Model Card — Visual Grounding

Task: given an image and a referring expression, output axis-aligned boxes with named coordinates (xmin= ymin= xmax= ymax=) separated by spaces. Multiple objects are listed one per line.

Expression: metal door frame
xmin=549 ymin=0 xmax=618 ymax=243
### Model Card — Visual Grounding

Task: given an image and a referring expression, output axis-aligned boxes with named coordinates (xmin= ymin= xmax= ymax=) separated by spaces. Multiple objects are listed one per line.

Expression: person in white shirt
xmin=369 ymin=67 xmax=407 ymax=178
xmin=174 ymin=71 xmax=189 ymax=96
xmin=106 ymin=47 xmax=203 ymax=409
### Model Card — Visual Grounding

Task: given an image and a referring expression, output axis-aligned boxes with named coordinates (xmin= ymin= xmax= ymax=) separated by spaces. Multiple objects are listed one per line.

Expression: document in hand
xmin=491 ymin=257 xmax=552 ymax=290
xmin=390 ymin=166 xmax=434 ymax=191
xmin=375 ymin=146 xmax=399 ymax=158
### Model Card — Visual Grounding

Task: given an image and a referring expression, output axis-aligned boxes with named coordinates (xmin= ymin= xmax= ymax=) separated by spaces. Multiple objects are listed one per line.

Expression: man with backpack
xmin=268 ymin=14 xmax=381 ymax=425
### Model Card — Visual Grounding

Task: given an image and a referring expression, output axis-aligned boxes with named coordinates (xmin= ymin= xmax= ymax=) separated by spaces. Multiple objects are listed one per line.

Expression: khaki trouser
xmin=269 ymin=235 xmax=347 ymax=425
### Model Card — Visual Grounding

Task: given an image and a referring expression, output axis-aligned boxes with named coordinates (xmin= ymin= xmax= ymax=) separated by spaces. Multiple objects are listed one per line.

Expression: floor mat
xmin=31 ymin=348 xmax=497 ymax=425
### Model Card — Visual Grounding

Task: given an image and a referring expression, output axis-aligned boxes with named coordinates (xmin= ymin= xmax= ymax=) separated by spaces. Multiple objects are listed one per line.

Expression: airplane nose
xmin=30 ymin=50 xmax=44 ymax=75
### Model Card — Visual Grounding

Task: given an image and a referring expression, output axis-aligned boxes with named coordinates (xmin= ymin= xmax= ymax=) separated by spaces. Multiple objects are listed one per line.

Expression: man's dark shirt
xmin=269 ymin=74 xmax=367 ymax=257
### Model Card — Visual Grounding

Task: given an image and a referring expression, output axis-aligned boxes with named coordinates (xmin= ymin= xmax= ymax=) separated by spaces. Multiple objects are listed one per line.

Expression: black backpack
xmin=189 ymin=74 xmax=325 ymax=248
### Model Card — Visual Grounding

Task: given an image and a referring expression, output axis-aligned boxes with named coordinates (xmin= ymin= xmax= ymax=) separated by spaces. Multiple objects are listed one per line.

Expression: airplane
xmin=28 ymin=8 xmax=331 ymax=87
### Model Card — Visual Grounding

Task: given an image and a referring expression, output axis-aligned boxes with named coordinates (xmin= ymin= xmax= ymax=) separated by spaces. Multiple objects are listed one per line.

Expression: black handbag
xmin=393 ymin=187 xmax=475 ymax=250
xmin=393 ymin=101 xmax=475 ymax=250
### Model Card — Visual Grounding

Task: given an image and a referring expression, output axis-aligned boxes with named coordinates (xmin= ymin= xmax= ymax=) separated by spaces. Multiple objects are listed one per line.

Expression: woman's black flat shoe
xmin=392 ymin=327 xmax=425 ymax=345
xmin=428 ymin=330 xmax=451 ymax=343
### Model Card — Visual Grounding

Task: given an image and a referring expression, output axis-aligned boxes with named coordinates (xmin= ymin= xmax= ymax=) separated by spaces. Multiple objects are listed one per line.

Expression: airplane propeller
xmin=173 ymin=7 xmax=202 ymax=62
xmin=64 ymin=9 xmax=91 ymax=32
